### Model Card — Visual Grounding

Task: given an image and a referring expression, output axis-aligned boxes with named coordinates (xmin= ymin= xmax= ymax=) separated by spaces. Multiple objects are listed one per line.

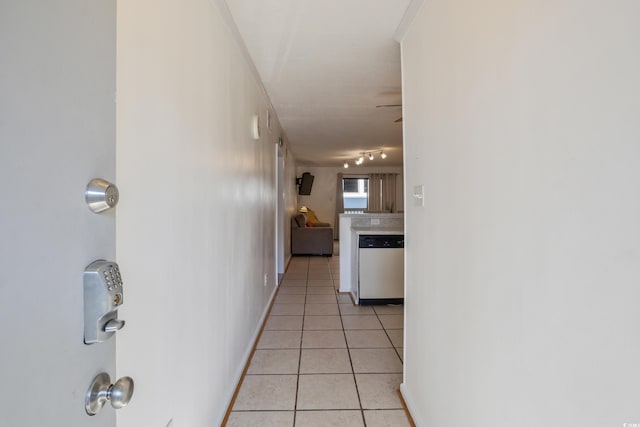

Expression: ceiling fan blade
xmin=394 ymin=117 xmax=403 ymax=123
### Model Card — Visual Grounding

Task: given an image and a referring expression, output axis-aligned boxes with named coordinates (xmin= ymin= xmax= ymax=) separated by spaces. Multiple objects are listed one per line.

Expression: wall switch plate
xmin=413 ymin=185 xmax=425 ymax=207
xmin=264 ymin=273 xmax=268 ymax=286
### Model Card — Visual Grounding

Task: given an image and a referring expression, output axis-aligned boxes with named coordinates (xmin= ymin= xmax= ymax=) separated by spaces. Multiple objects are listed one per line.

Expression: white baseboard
xmin=400 ymin=382 xmax=425 ymax=427
xmin=284 ymin=254 xmax=292 ymax=274
xmin=217 ymin=284 xmax=279 ymax=425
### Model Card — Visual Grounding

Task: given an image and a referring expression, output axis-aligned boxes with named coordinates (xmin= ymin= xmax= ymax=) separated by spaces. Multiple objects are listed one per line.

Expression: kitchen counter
xmin=350 ymin=227 xmax=405 ymax=304
xmin=338 ymin=213 xmax=404 ymax=302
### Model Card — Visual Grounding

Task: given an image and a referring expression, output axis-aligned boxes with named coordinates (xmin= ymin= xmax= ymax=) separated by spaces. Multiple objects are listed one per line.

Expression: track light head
xmin=380 ymin=151 xmax=387 ymax=159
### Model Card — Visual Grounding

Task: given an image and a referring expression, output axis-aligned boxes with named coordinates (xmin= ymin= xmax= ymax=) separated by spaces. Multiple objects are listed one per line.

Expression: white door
xmin=0 ymin=1 xmax=117 ymax=426
xmin=276 ymin=145 xmax=285 ymax=276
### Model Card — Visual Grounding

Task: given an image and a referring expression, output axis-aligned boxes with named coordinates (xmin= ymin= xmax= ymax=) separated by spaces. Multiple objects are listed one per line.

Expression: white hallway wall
xmin=116 ymin=1 xmax=296 ymax=425
xmin=401 ymin=0 xmax=640 ymax=426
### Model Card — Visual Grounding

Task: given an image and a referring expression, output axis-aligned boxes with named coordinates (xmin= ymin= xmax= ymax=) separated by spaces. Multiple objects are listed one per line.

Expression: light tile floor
xmin=227 ymin=255 xmax=411 ymax=427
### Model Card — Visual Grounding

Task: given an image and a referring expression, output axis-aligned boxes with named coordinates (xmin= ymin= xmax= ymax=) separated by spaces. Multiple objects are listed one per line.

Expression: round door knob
xmin=109 ymin=376 xmax=134 ymax=409
xmin=86 ymin=373 xmax=134 ymax=415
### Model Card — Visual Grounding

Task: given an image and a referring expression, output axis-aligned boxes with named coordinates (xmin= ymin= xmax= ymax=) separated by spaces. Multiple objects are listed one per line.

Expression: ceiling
xmin=225 ymin=0 xmax=411 ymax=167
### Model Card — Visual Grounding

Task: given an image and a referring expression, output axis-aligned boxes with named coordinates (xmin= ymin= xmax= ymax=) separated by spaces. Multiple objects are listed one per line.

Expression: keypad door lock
xmin=85 ymin=178 xmax=119 ymax=213
xmin=84 ymin=260 xmax=125 ymax=344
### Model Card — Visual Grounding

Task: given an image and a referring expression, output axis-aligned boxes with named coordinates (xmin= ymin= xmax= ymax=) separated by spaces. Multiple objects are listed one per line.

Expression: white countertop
xmin=351 ymin=226 xmax=404 ymax=235
xmin=340 ymin=213 xmax=404 ymax=218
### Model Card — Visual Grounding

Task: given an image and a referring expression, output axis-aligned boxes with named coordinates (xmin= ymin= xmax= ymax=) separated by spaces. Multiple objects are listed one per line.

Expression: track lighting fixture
xmin=346 ymin=150 xmax=388 ymax=166
xmin=343 ymin=161 xmax=349 ymax=168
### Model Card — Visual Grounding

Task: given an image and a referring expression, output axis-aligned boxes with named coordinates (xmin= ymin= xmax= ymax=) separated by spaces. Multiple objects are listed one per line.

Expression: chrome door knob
xmin=86 ymin=373 xmax=134 ymax=415
xmin=109 ymin=376 xmax=134 ymax=409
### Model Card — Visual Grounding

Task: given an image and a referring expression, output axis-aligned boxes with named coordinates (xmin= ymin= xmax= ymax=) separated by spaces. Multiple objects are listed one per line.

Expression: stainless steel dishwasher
xmin=358 ymin=234 xmax=404 ymax=305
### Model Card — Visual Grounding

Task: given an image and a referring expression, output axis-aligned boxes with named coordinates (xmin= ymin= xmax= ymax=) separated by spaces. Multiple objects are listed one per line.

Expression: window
xmin=343 ymin=178 xmax=368 ymax=210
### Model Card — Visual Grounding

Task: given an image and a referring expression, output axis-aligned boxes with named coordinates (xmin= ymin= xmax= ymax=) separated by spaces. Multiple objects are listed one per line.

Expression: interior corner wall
xmin=295 ymin=166 xmax=404 ymax=228
xmin=401 ymin=1 xmax=640 ymax=426
xmin=115 ymin=1 xmax=290 ymax=425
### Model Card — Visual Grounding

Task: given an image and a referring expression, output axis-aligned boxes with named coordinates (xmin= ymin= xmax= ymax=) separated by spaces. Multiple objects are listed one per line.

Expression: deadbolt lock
xmin=85 ymin=178 xmax=119 ymax=213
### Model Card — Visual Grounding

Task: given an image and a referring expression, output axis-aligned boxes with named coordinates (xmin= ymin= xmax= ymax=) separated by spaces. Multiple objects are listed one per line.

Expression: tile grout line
xmin=373 ymin=307 xmax=405 ymax=363
xmin=338 ymin=296 xmax=367 ymax=425
xmin=226 ymin=257 xmax=308 ymax=424
xmin=292 ymin=259 xmax=310 ymax=425
xmin=221 ymin=266 xmax=291 ymax=425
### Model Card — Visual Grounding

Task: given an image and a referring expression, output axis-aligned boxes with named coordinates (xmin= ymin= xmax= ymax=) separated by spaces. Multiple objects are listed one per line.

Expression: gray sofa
xmin=291 ymin=213 xmax=333 ymax=256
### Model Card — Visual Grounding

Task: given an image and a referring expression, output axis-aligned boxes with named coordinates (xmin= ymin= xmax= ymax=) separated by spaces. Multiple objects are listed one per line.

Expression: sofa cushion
xmin=305 ymin=210 xmax=320 ymax=223
xmin=294 ymin=213 xmax=307 ymax=228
